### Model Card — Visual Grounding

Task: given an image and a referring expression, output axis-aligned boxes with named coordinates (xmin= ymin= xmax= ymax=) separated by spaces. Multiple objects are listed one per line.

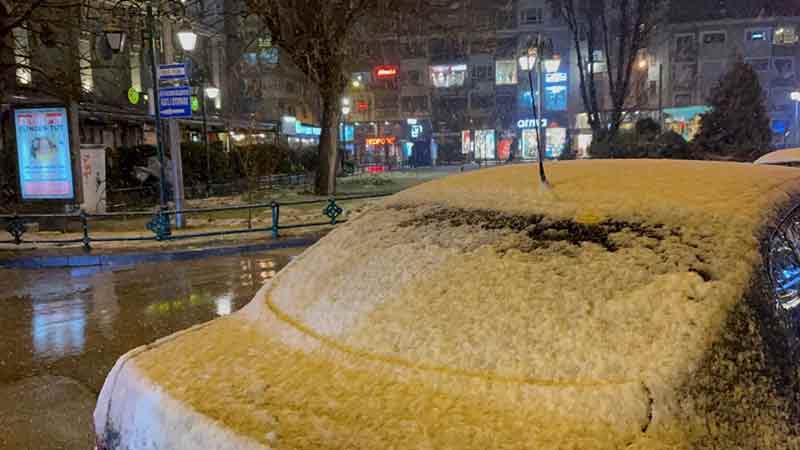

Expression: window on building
xmin=401 ymin=96 xmax=428 ymax=113
xmin=399 ymin=39 xmax=426 ymax=58
xmin=375 ymin=94 xmax=399 ymax=110
xmin=774 ymin=26 xmax=799 ymax=45
xmin=496 ymin=37 xmax=517 ymax=58
xmin=746 ymin=57 xmax=770 ymax=72
xmin=79 ymin=35 xmax=94 ymax=92
xmin=13 ymin=27 xmax=31 ymax=85
xmin=403 ymin=69 xmax=422 ymax=86
xmin=285 ymin=81 xmax=296 ymax=94
xmin=702 ymin=32 xmax=726 ymax=45
xmin=430 ymin=64 xmax=467 ymax=88
xmin=471 ymin=63 xmax=494 ymax=83
xmin=470 ymin=93 xmax=494 ymax=110
xmin=746 ymin=29 xmax=770 ymax=42
xmin=774 ymin=58 xmax=795 ymax=81
xmin=497 ymin=10 xmax=514 ymax=29
xmin=495 ymin=60 xmax=517 ymax=85
xmin=674 ymin=94 xmax=691 ymax=106
xmin=520 ymin=8 xmax=543 ymax=25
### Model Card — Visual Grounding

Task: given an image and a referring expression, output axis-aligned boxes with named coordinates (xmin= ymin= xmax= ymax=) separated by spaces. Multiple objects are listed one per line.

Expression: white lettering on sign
xmin=517 ymin=118 xmax=548 ymax=128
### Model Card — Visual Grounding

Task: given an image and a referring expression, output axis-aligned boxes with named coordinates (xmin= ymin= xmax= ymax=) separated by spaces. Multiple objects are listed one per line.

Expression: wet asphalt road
xmin=0 ymin=250 xmax=295 ymax=450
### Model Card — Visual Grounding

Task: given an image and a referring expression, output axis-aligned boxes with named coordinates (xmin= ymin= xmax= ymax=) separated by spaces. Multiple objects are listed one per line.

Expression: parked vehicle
xmin=95 ymin=160 xmax=800 ymax=449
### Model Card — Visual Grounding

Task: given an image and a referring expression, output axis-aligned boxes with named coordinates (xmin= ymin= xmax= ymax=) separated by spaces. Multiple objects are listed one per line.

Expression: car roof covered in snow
xmin=97 ymin=160 xmax=800 ymax=450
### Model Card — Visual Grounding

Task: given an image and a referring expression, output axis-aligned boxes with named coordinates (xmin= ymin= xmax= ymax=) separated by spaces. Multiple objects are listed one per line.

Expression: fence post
xmin=80 ymin=210 xmax=91 ymax=252
xmin=270 ymin=201 xmax=280 ymax=239
xmin=7 ymin=214 xmax=25 ymax=245
xmin=323 ymin=198 xmax=343 ymax=225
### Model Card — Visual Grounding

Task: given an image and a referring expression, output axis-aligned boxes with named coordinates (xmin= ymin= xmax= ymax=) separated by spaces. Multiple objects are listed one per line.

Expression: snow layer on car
xmin=98 ymin=160 xmax=800 ymax=449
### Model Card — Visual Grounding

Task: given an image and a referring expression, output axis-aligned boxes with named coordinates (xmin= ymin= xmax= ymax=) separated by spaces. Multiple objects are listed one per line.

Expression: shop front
xmin=516 ymin=117 xmax=568 ymax=160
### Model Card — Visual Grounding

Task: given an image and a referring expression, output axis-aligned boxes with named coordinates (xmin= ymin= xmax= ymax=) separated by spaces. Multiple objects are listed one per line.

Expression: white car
xmin=95 ymin=160 xmax=800 ymax=450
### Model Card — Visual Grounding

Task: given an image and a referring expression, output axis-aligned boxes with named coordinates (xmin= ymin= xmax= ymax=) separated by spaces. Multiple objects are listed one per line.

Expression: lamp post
xmin=520 ymin=34 xmax=552 ymax=186
xmin=341 ymin=98 xmax=351 ymax=170
xmin=792 ymin=91 xmax=800 ymax=147
xmin=177 ymin=25 xmax=220 ymax=190
xmin=143 ymin=4 xmax=169 ymax=211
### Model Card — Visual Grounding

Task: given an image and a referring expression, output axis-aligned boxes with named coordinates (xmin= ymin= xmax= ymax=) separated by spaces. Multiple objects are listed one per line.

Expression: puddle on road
xmin=0 ymin=250 xmax=296 ymax=394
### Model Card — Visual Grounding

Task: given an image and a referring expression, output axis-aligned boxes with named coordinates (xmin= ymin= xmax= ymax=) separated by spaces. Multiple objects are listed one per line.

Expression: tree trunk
xmin=315 ymin=92 xmax=339 ymax=195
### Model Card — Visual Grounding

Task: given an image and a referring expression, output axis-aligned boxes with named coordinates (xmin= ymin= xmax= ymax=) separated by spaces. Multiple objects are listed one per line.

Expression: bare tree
xmin=244 ymin=0 xmax=422 ymax=195
xmin=550 ymin=0 xmax=665 ymax=145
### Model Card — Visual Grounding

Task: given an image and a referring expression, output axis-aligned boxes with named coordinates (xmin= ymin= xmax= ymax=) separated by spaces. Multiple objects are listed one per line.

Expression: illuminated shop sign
xmin=517 ymin=118 xmax=549 ymax=128
xmin=373 ymin=65 xmax=399 ymax=80
xmin=430 ymin=64 xmax=467 ymax=88
xmin=545 ymin=72 xmax=567 ymax=83
xmin=366 ymin=136 xmax=397 ymax=145
xmin=356 ymin=101 xmax=369 ymax=111
xmin=295 ymin=122 xmax=321 ymax=136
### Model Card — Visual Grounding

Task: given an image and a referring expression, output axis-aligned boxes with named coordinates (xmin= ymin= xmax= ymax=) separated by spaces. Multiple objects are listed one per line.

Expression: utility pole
xmin=658 ymin=63 xmax=664 ymax=129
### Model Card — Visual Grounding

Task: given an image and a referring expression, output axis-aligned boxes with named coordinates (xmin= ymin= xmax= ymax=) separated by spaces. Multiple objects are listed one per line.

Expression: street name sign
xmin=159 ymin=86 xmax=192 ymax=118
xmin=158 ymin=63 xmax=188 ymax=81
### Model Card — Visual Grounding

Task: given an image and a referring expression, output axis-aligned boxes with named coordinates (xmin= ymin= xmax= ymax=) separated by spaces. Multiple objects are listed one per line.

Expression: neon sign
xmin=373 ymin=65 xmax=398 ymax=79
xmin=357 ymin=101 xmax=369 ymax=111
xmin=517 ymin=118 xmax=549 ymax=128
xmin=366 ymin=136 xmax=397 ymax=145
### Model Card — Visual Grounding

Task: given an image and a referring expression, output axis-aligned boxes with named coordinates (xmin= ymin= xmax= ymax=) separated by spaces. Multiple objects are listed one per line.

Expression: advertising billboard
xmin=461 ymin=130 xmax=472 ymax=154
xmin=15 ymin=107 xmax=75 ymax=200
xmin=474 ymin=129 xmax=495 ymax=160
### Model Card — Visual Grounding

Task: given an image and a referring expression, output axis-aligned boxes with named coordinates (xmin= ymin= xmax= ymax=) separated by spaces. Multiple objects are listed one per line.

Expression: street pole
xmin=795 ymin=100 xmax=799 ymax=147
xmin=146 ymin=4 xmax=168 ymax=209
xmin=658 ymin=63 xmax=664 ymax=129
xmin=162 ymin=22 xmax=185 ymax=228
xmin=201 ymin=81 xmax=210 ymax=190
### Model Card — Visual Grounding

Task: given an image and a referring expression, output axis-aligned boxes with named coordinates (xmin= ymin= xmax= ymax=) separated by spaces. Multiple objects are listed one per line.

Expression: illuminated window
xmin=429 ymin=64 xmax=467 ymax=88
xmin=774 ymin=26 xmax=799 ymax=45
xmin=79 ymin=36 xmax=94 ymax=92
xmin=495 ymin=60 xmax=517 ymax=85
xmin=746 ymin=29 xmax=770 ymax=42
xmin=471 ymin=63 xmax=494 ymax=82
xmin=13 ymin=27 xmax=31 ymax=85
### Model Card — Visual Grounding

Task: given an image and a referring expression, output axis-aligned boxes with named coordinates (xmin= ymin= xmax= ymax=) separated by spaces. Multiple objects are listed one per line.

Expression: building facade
xmin=343 ymin=0 xmax=800 ymax=166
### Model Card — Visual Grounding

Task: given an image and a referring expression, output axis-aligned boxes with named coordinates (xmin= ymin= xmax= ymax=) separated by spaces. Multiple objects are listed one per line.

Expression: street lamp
xmin=341 ymin=98 xmax=351 ymax=166
xmin=520 ymin=34 xmax=553 ymax=186
xmin=205 ymin=86 xmax=220 ymax=100
xmin=104 ymin=30 xmax=126 ymax=53
xmin=176 ymin=24 xmax=197 ymax=52
xmin=791 ymin=91 xmax=800 ymax=147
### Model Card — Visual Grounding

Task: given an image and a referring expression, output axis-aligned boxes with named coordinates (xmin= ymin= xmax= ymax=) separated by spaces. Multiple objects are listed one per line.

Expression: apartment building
xmin=344 ymin=0 xmax=800 ymax=165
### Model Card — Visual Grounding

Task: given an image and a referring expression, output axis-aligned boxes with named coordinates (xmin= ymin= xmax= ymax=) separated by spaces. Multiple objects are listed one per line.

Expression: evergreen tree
xmin=692 ymin=60 xmax=772 ymax=161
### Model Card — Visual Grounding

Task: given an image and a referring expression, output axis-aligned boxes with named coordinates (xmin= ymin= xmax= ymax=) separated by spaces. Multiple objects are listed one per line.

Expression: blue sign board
xmin=159 ymin=86 xmax=192 ymax=118
xmin=544 ymin=72 xmax=568 ymax=111
xmin=158 ymin=63 xmax=188 ymax=81
xmin=15 ymin=107 xmax=75 ymax=200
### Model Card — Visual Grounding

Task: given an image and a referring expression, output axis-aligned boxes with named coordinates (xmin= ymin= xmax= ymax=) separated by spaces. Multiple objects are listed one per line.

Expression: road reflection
xmin=0 ymin=251 xmax=294 ymax=394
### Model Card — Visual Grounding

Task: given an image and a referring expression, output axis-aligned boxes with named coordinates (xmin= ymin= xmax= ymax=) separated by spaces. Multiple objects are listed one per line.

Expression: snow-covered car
xmin=754 ymin=147 xmax=800 ymax=166
xmin=94 ymin=160 xmax=800 ymax=450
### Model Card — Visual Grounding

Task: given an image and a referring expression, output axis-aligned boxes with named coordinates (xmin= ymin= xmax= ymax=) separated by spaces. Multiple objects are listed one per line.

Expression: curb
xmin=0 ymin=237 xmax=317 ymax=270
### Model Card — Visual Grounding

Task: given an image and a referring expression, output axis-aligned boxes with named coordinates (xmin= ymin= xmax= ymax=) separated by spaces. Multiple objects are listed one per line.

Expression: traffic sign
xmin=159 ymin=86 xmax=192 ymax=118
xmin=158 ymin=63 xmax=188 ymax=81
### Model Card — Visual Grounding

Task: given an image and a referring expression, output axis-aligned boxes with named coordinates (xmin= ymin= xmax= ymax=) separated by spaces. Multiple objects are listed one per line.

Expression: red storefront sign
xmin=366 ymin=136 xmax=397 ymax=145
xmin=356 ymin=101 xmax=369 ymax=111
xmin=373 ymin=65 xmax=398 ymax=80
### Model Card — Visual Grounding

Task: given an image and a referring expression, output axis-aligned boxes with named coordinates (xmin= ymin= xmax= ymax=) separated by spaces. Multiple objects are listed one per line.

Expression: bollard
xmin=80 ymin=210 xmax=91 ymax=252
xmin=270 ymin=201 xmax=280 ymax=239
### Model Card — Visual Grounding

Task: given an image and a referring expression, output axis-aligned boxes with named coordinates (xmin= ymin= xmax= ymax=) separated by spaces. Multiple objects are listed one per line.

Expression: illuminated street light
xmin=176 ymin=24 xmax=197 ymax=52
xmin=205 ymin=86 xmax=220 ymax=99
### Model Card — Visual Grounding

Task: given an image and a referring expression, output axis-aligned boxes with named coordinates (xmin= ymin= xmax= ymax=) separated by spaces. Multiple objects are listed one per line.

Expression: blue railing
xmin=1 ymin=193 xmax=393 ymax=252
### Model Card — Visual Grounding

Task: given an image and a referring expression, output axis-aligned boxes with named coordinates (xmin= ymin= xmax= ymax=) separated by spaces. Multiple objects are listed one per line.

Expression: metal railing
xmin=0 ymin=193 xmax=393 ymax=252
